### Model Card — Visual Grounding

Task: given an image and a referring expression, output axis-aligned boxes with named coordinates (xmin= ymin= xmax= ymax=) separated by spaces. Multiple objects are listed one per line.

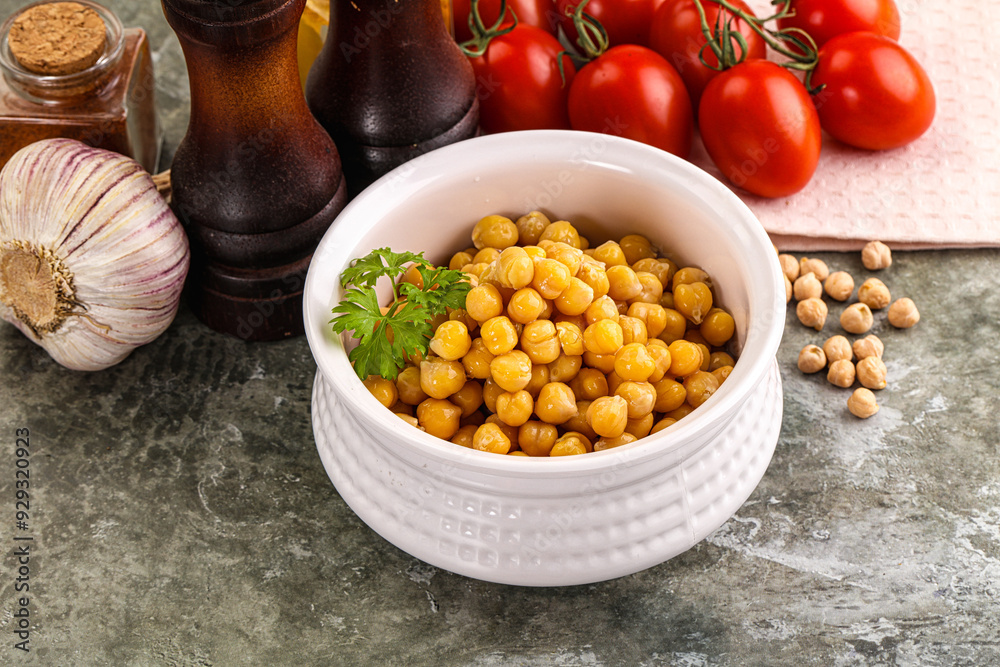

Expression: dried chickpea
xmin=665 ymin=403 xmax=696 ymax=421
xmin=561 ymin=402 xmax=598 ymax=442
xmin=518 ymin=421 xmax=558 ymax=456
xmin=797 ymin=344 xmax=827 ymax=374
xmin=672 ymin=266 xmax=711 ymax=289
xmin=396 ymin=366 xmax=428 ymax=405
xmin=613 ymin=343 xmax=656 ymax=382
xmin=419 ymin=357 xmax=466 ymax=399
xmin=520 ymin=320 xmax=560 ymax=364
xmin=555 ymin=321 xmax=585 ymax=356
xmin=784 ymin=275 xmax=793 ymax=304
xmin=546 ymin=241 xmax=585 ymax=276
xmin=473 ymin=422 xmax=512 ymax=454
xmin=462 ymin=262 xmax=492 ymax=280
xmin=522 ymin=245 xmax=546 ymax=261
xmin=857 ymin=277 xmax=891 ymax=310
xmin=363 ymin=376 xmax=398 ymax=408
xmin=535 ymin=382 xmax=577 ymax=424
xmin=840 ymin=303 xmax=874 ymax=334
xmin=585 ymin=295 xmax=620 ymax=325
xmin=615 ymin=381 xmax=657 ymax=418
xmin=487 ymin=247 xmax=535 ymax=289
xmin=594 ymin=433 xmax=639 ymax=452
xmin=861 ymin=241 xmax=892 ymax=270
xmin=507 ymin=287 xmax=546 ymax=324
xmin=482 ymin=377 xmax=503 ymax=413
xmin=583 ymin=319 xmax=624 ymax=355
xmin=583 ymin=351 xmax=616 ymax=374
xmin=618 ymin=315 xmax=648 ymax=345
xmin=549 ymin=432 xmax=590 ymax=456
xmin=472 ymin=247 xmax=501 ymax=266
xmin=445 ymin=381 xmax=481 ymax=418
xmin=586 ymin=395 xmax=629 ymax=438
xmin=646 ymin=343 xmax=673 ymax=382
xmin=450 ymin=424 xmax=478 ymax=448
xmin=485 ymin=414 xmax=520 ymax=445
xmin=650 ymin=417 xmax=677 ymax=434
xmin=822 ymin=335 xmax=853 ymax=364
xmin=658 ymin=308 xmax=687 ymax=344
xmin=888 ymin=297 xmax=919 ymax=328
xmin=684 ymin=370 xmax=720 ymax=408
xmin=796 ymin=297 xmax=828 ymax=331
xmin=712 ymin=365 xmax=733 ymax=384
xmin=592 ymin=240 xmax=628 ymax=267
xmin=416 ymin=398 xmax=462 ymax=440
xmin=553 ymin=277 xmax=594 ymax=316
xmin=530 ymin=258 xmax=572 ymax=300
xmin=827 ymin=359 xmax=856 ymax=388
xmin=793 ymin=272 xmax=823 ymax=301
xmin=778 ymin=254 xmax=799 ymax=282
xmin=709 ymin=350 xmax=734 ymax=371
xmin=429 ymin=320 xmax=472 ymax=360
xmin=462 ymin=338 xmax=494 ymax=379
xmin=630 ymin=272 xmax=663 ymax=304
xmin=694 ymin=343 xmax=711 ymax=372
xmin=848 ymin=388 xmax=879 ymax=418
xmin=388 ymin=400 xmax=413 ymax=416
xmin=852 ymin=334 xmax=884 ymax=360
xmin=495 ymin=390 xmax=534 ymax=427
xmin=699 ymin=308 xmax=735 ymax=347
xmin=482 ymin=315 xmax=522 ymax=355
xmin=856 ymin=356 xmax=887 ymax=390
xmin=619 ymin=234 xmax=656 ymax=264
xmin=624 ymin=413 xmax=654 ymax=439
xmin=538 ymin=220 xmax=581 ymax=248
xmin=824 ymin=271 xmax=855 ymax=302
xmin=397 ymin=414 xmax=422 ymax=430
xmin=606 ymin=264 xmax=643 ymax=301
xmin=667 ymin=339 xmax=702 ymax=377
xmin=460 ymin=410 xmax=486 ymax=428
xmin=627 ymin=302 xmax=667 ymax=339
xmin=472 ymin=214 xmax=518 ymax=250
xmin=652 ymin=378 xmax=686 ymax=413
xmin=799 ymin=257 xmax=830 ymax=281
xmin=659 ymin=292 xmax=674 ymax=309
xmin=548 ymin=353 xmax=583 ymax=383
xmin=465 ymin=283 xmax=503 ymax=323
xmin=490 ymin=350 xmax=533 ymax=392
xmin=524 ymin=363 xmax=550 ymax=398
xmin=576 ymin=261 xmax=611 ymax=299
xmin=673 ymin=282 xmax=713 ymax=325
xmin=569 ymin=367 xmax=609 ymax=401
xmin=605 ymin=370 xmax=624 ymax=396
xmin=449 ymin=250 xmax=474 ymax=271
xmin=516 ymin=210 xmax=551 ymax=245
xmin=632 ymin=258 xmax=670 ymax=287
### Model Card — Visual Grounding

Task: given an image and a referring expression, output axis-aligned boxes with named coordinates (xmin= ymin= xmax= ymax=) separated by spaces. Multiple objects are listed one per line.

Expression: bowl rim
xmin=304 ymin=130 xmax=784 ymax=476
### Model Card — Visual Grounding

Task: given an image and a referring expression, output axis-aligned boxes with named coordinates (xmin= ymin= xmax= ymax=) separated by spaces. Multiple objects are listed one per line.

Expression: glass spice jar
xmin=0 ymin=1 xmax=161 ymax=173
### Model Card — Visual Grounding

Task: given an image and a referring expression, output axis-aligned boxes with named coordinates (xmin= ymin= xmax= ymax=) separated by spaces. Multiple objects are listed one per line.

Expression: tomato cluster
xmin=455 ymin=0 xmax=935 ymax=198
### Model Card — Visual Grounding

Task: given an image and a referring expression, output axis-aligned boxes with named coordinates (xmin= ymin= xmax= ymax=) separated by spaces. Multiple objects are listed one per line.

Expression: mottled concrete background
xmin=1 ymin=1 xmax=999 ymax=664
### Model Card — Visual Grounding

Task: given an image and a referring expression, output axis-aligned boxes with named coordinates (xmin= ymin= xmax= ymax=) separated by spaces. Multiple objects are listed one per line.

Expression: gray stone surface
xmin=2 ymin=0 xmax=999 ymax=664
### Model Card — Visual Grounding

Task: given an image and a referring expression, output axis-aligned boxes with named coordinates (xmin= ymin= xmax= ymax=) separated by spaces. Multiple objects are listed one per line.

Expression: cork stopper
xmin=8 ymin=2 xmax=107 ymax=76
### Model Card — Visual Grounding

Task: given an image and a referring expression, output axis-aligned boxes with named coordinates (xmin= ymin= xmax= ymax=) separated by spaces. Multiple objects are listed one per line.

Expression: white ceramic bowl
xmin=304 ymin=131 xmax=785 ymax=587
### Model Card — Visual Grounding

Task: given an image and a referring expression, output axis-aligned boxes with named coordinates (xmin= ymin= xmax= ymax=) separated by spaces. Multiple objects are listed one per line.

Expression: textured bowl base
xmin=310 ymin=361 xmax=783 ymax=587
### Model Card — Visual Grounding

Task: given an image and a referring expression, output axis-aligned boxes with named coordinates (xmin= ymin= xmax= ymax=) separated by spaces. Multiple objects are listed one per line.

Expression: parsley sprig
xmin=330 ymin=248 xmax=471 ymax=381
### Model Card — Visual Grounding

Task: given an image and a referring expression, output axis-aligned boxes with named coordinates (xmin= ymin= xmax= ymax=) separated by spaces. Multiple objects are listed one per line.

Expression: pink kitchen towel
xmin=688 ymin=0 xmax=1000 ymax=251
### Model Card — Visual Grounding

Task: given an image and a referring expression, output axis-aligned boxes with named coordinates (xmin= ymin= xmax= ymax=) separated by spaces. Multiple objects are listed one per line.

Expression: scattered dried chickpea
xmin=857 ymin=277 xmax=891 ymax=310
xmin=799 ymin=257 xmax=830 ymax=281
xmin=861 ymin=241 xmax=892 ymax=270
xmin=856 ymin=356 xmax=887 ymax=390
xmin=848 ymin=388 xmax=879 ymax=419
xmin=824 ymin=271 xmax=855 ymax=302
xmin=796 ymin=297 xmax=828 ymax=331
xmin=841 ymin=303 xmax=874 ymax=334
xmin=827 ymin=359 xmax=856 ymax=388
xmin=778 ymin=254 xmax=799 ymax=282
xmin=822 ymin=335 xmax=853 ymax=364
xmin=793 ymin=272 xmax=823 ymax=301
xmin=852 ymin=335 xmax=884 ymax=360
xmin=888 ymin=298 xmax=920 ymax=328
xmin=797 ymin=345 xmax=827 ymax=374
xmin=784 ymin=274 xmax=793 ymax=304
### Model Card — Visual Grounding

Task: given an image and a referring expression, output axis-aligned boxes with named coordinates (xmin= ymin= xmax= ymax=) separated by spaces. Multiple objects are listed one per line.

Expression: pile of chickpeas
xmin=361 ymin=211 xmax=739 ymax=456
xmin=783 ymin=241 xmax=920 ymax=419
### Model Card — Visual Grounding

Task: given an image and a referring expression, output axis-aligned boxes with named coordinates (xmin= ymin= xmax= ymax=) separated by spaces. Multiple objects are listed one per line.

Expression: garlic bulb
xmin=0 ymin=139 xmax=190 ymax=371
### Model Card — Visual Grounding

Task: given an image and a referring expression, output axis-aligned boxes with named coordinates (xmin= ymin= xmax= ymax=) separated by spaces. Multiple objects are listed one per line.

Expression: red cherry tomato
xmin=557 ymin=0 xmax=658 ymax=48
xmin=568 ymin=45 xmax=693 ymax=159
xmin=468 ymin=25 xmax=577 ymax=134
xmin=649 ymin=0 xmax=766 ymax=111
xmin=778 ymin=0 xmax=901 ymax=48
xmin=811 ymin=32 xmax=934 ymax=150
xmin=452 ymin=0 xmax=559 ymax=43
xmin=698 ymin=59 xmax=821 ymax=197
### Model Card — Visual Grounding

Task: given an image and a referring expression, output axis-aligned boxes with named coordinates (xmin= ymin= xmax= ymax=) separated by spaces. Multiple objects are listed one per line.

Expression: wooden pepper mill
xmin=162 ymin=0 xmax=348 ymax=341
xmin=306 ymin=0 xmax=479 ymax=196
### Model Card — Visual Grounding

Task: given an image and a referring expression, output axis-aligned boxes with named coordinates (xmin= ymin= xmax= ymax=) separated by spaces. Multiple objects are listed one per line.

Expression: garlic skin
xmin=0 ymin=139 xmax=190 ymax=371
